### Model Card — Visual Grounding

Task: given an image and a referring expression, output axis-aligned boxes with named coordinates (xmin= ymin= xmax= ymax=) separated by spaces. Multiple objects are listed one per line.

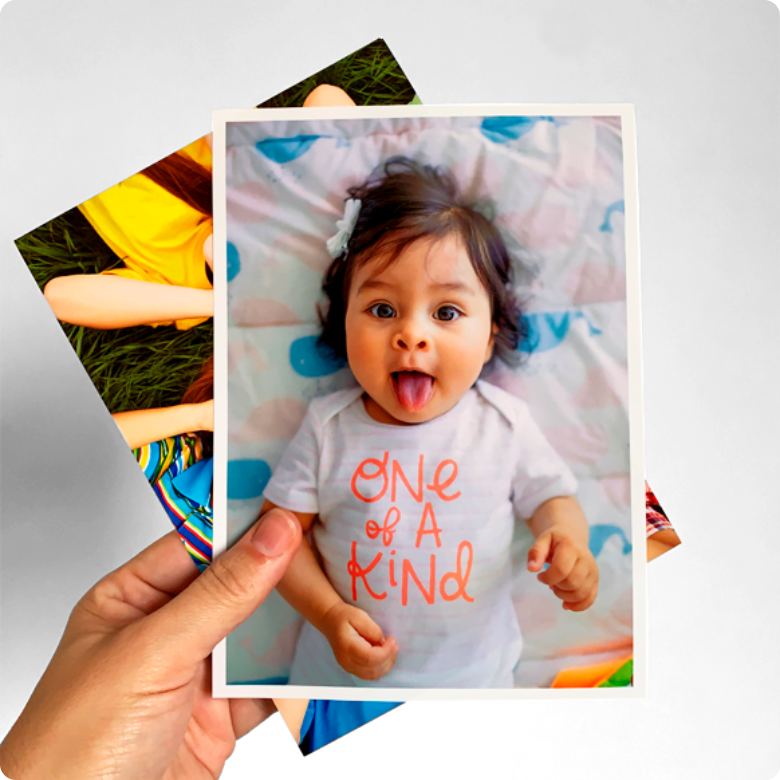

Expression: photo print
xmin=213 ymin=105 xmax=647 ymax=700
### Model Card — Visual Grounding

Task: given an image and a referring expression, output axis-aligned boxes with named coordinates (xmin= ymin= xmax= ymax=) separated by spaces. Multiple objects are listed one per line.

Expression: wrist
xmin=314 ymin=598 xmax=347 ymax=638
xmin=194 ymin=288 xmax=214 ymax=316
xmin=194 ymin=401 xmax=211 ymax=432
xmin=177 ymin=403 xmax=208 ymax=433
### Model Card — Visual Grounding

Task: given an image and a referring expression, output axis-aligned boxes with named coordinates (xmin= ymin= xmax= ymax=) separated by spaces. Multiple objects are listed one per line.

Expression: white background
xmin=0 ymin=1 xmax=778 ymax=779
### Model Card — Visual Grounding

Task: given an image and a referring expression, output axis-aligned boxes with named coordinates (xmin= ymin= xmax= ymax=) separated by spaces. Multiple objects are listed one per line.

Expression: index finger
xmin=536 ymin=541 xmax=578 ymax=587
xmin=141 ymin=509 xmax=302 ymax=667
xmin=348 ymin=609 xmax=385 ymax=645
xmin=78 ymin=532 xmax=201 ymax=630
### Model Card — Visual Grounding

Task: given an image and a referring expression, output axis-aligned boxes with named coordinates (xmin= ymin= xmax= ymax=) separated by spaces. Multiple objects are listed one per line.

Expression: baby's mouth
xmin=391 ymin=371 xmax=435 ymax=412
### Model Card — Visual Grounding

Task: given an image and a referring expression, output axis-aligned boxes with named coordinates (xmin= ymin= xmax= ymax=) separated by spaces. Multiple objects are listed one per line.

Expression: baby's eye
xmin=369 ymin=303 xmax=396 ymax=319
xmin=433 ymin=305 xmax=461 ymax=322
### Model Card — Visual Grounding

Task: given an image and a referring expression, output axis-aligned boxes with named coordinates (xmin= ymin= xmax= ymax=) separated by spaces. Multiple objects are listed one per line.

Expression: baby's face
xmin=345 ymin=234 xmax=495 ymax=425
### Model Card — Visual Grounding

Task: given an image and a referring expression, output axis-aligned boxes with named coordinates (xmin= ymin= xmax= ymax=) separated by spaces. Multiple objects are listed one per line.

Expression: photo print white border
xmin=211 ymin=104 xmax=646 ymax=701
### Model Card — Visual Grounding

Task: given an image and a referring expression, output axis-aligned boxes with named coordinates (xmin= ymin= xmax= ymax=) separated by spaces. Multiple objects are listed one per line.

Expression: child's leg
xmin=302 ymin=84 xmax=356 ymax=108
xmin=273 ymin=698 xmax=311 ymax=744
xmin=43 ymin=274 xmax=213 ymax=329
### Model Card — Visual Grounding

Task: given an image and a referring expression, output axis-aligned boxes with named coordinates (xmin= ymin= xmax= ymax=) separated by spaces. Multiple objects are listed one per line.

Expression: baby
xmin=259 ymin=157 xmax=599 ymax=688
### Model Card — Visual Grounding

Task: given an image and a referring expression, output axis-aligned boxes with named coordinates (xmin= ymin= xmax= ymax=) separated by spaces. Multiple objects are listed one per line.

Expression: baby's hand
xmin=527 ymin=527 xmax=599 ymax=612
xmin=321 ymin=602 xmax=398 ymax=680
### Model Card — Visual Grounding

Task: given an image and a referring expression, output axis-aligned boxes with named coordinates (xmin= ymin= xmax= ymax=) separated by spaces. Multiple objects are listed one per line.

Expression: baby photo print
xmin=212 ymin=105 xmax=645 ymax=700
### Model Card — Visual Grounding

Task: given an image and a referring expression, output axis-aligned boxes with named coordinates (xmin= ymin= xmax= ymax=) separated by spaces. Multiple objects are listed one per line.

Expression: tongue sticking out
xmin=393 ymin=371 xmax=434 ymax=412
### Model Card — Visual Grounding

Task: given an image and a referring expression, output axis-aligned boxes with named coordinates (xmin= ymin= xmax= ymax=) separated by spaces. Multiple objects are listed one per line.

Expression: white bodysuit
xmin=263 ymin=380 xmax=577 ymax=689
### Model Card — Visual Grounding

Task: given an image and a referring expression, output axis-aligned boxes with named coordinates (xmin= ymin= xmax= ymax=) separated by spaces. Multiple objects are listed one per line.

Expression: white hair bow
xmin=326 ymin=198 xmax=362 ymax=259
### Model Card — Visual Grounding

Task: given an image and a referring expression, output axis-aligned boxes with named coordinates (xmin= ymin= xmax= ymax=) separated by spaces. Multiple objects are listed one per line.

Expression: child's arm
xmin=112 ymin=401 xmax=213 ymax=450
xmin=525 ymin=496 xmax=599 ymax=612
xmin=43 ymin=275 xmax=213 ymax=329
xmin=260 ymin=500 xmax=398 ymax=681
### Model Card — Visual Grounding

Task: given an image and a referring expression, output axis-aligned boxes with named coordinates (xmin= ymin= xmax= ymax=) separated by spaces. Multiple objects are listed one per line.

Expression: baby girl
xmin=259 ymin=157 xmax=599 ymax=688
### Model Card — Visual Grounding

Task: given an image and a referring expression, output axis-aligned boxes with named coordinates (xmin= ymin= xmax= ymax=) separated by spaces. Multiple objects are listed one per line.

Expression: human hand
xmin=0 ymin=508 xmax=302 ymax=780
xmin=321 ymin=602 xmax=398 ymax=681
xmin=527 ymin=526 xmax=599 ymax=611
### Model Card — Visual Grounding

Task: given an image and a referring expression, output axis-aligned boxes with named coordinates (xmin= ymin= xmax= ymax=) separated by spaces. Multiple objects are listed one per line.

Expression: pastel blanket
xmin=224 ymin=114 xmax=633 ymax=687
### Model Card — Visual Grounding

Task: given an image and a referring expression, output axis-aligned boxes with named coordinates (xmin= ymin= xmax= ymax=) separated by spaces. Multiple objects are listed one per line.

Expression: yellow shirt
xmin=78 ymin=137 xmax=213 ymax=330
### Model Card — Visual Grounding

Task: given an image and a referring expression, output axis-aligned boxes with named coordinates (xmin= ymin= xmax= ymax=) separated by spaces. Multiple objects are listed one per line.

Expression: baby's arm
xmin=43 ymin=275 xmax=213 ymax=329
xmin=260 ymin=500 xmax=398 ymax=680
xmin=112 ymin=401 xmax=212 ymax=450
xmin=525 ymin=496 xmax=599 ymax=612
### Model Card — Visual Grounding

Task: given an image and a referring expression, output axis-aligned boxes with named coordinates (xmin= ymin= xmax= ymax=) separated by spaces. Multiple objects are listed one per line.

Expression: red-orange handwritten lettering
xmin=365 ymin=506 xmax=400 ymax=547
xmin=347 ymin=541 xmax=386 ymax=601
xmin=391 ymin=455 xmax=424 ymax=503
xmin=426 ymin=459 xmax=461 ymax=501
xmin=401 ymin=555 xmax=436 ymax=606
xmin=415 ymin=502 xmax=443 ymax=548
xmin=350 ymin=452 xmax=389 ymax=503
xmin=439 ymin=541 xmax=474 ymax=602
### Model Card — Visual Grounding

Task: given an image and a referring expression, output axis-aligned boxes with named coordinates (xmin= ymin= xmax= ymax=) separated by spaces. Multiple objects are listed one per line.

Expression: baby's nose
xmin=392 ymin=320 xmax=430 ymax=351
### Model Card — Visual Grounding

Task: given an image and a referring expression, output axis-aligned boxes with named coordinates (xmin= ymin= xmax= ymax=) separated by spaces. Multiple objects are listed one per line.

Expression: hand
xmin=527 ymin=526 xmax=599 ymax=612
xmin=321 ymin=602 xmax=398 ymax=681
xmin=0 ymin=508 xmax=302 ymax=780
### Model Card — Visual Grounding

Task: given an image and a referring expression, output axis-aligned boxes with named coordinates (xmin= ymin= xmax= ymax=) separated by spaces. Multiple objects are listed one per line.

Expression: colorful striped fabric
xmin=645 ymin=481 xmax=673 ymax=537
xmin=134 ymin=434 xmax=213 ymax=571
xmin=135 ymin=446 xmax=673 ymax=572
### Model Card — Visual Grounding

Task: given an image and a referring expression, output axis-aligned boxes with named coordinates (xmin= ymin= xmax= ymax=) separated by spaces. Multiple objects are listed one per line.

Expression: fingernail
xmin=252 ymin=511 xmax=296 ymax=558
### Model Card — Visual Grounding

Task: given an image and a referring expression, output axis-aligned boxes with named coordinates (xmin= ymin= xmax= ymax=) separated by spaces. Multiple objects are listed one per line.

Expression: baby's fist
xmin=321 ymin=602 xmax=398 ymax=680
xmin=528 ymin=528 xmax=599 ymax=612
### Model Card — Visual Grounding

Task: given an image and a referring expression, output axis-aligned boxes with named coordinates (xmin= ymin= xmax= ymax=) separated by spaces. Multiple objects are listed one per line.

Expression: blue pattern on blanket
xmin=289 ymin=335 xmax=347 ymax=377
xmin=255 ymin=135 xmax=327 ymax=163
xmin=223 ymin=116 xmax=633 ymax=688
xmin=589 ymin=524 xmax=632 ymax=558
xmin=519 ymin=311 xmax=603 ymax=353
xmin=480 ymin=116 xmax=556 ymax=143
xmin=226 ymin=242 xmax=241 ymax=281
xmin=227 ymin=458 xmax=272 ymax=500
xmin=599 ymin=200 xmax=625 ymax=233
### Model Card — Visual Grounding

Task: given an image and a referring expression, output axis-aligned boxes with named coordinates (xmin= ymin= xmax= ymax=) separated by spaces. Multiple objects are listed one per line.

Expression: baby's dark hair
xmin=318 ymin=156 xmax=527 ymax=366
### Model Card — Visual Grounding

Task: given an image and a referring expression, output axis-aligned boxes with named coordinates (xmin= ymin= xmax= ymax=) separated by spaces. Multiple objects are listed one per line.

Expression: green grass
xmin=18 ymin=207 xmax=124 ymax=284
xmin=16 ymin=207 xmax=213 ymax=413
xmin=15 ymin=38 xmax=416 ymax=414
xmin=259 ymin=39 xmax=417 ymax=108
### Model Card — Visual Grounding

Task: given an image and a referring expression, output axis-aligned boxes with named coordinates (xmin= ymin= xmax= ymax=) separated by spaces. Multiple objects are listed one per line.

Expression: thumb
xmin=349 ymin=610 xmax=385 ymax=646
xmin=527 ymin=532 xmax=553 ymax=573
xmin=143 ymin=508 xmax=301 ymax=666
